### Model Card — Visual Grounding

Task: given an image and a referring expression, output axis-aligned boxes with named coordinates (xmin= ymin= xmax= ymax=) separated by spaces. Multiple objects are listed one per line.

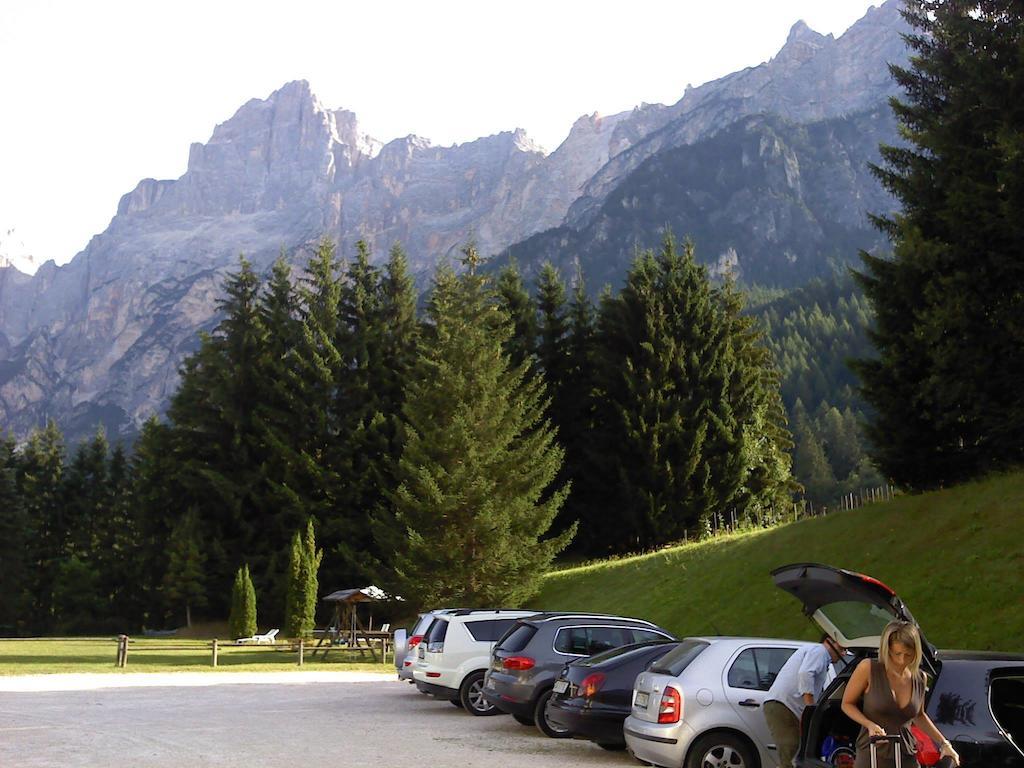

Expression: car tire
xmin=513 ymin=714 xmax=535 ymax=726
xmin=459 ymin=671 xmax=498 ymax=716
xmin=597 ymin=743 xmax=626 ymax=751
xmin=685 ymin=731 xmax=756 ymax=768
xmin=534 ymin=689 xmax=571 ymax=738
xmin=450 ymin=699 xmax=464 ymax=708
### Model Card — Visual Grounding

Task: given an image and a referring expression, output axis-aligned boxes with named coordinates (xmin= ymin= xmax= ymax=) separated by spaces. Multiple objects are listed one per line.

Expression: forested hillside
xmin=753 ymin=276 xmax=883 ymax=503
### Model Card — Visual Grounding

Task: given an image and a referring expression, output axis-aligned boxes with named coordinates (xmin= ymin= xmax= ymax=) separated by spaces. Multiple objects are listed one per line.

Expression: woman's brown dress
xmin=853 ymin=660 xmax=925 ymax=768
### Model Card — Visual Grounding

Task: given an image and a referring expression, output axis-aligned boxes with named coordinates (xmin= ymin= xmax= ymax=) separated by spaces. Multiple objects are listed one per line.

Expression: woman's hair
xmin=879 ymin=620 xmax=922 ymax=676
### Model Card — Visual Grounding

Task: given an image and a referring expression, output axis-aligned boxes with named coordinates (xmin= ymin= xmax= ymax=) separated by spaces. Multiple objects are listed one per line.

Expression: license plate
xmin=418 ymin=647 xmax=424 ymax=659
xmin=553 ymin=679 xmax=568 ymax=694
xmin=634 ymin=691 xmax=650 ymax=708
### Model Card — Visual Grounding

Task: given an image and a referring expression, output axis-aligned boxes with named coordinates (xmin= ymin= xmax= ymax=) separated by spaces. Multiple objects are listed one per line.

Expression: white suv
xmin=398 ymin=609 xmax=463 ymax=682
xmin=414 ymin=609 xmax=537 ymax=715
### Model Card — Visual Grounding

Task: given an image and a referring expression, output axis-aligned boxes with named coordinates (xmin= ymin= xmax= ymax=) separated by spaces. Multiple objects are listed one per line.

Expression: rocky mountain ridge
xmin=0 ymin=1 xmax=910 ymax=444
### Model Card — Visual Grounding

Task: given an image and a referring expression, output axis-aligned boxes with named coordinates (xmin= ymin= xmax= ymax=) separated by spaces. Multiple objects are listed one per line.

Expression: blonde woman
xmin=841 ymin=620 xmax=959 ymax=767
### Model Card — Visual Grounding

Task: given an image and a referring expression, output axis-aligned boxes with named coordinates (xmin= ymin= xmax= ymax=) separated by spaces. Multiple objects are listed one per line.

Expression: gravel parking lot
xmin=0 ymin=673 xmax=637 ymax=767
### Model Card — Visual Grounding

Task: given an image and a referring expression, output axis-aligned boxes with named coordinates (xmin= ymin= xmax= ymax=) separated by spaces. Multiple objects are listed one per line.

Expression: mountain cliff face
xmin=499 ymin=107 xmax=898 ymax=288
xmin=565 ymin=0 xmax=910 ymax=227
xmin=0 ymin=1 xmax=910 ymax=444
xmin=0 ymin=79 xmax=650 ymax=442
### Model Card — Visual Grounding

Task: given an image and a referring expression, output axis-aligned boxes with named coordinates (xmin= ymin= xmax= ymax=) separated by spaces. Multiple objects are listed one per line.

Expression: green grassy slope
xmin=534 ymin=471 xmax=1024 ymax=652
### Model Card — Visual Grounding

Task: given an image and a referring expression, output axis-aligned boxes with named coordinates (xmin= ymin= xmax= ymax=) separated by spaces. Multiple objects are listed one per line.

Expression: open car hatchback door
xmin=771 ymin=563 xmax=937 ymax=671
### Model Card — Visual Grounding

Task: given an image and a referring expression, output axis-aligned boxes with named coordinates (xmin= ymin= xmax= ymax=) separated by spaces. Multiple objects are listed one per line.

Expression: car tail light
xmin=408 ymin=634 xmax=424 ymax=648
xmin=427 ymin=641 xmax=444 ymax=653
xmin=426 ymin=672 xmax=441 ymax=678
xmin=658 ymin=686 xmax=682 ymax=724
xmin=403 ymin=660 xmax=412 ymax=667
xmin=502 ymin=656 xmax=535 ymax=671
xmin=580 ymin=673 xmax=606 ymax=699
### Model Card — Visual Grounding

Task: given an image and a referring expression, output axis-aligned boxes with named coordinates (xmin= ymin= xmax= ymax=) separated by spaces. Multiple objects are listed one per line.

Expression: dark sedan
xmin=546 ymin=640 xmax=679 ymax=751
xmin=773 ymin=563 xmax=1024 ymax=768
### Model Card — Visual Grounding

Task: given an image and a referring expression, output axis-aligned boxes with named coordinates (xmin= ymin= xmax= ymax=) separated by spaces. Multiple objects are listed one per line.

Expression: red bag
xmin=911 ymin=724 xmax=941 ymax=766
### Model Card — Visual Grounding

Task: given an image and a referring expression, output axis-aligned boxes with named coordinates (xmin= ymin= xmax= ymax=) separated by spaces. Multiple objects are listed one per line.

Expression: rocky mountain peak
xmin=774 ymin=20 xmax=832 ymax=65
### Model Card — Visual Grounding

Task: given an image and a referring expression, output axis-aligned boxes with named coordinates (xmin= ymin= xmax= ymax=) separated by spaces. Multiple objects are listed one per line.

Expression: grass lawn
xmin=534 ymin=470 xmax=1024 ymax=652
xmin=0 ymin=637 xmax=395 ymax=675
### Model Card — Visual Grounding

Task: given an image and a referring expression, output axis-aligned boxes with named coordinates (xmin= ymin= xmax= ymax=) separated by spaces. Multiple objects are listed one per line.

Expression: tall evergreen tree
xmin=854 ymin=0 xmax=1024 ymax=488
xmin=495 ymin=258 xmax=537 ymax=370
xmin=534 ymin=262 xmax=576 ymax=538
xmin=168 ymin=256 xmax=268 ymax=611
xmin=0 ymin=435 xmax=29 ymax=634
xmin=162 ymin=509 xmax=207 ymax=628
xmin=18 ymin=421 xmax=66 ymax=634
xmin=383 ymin=249 xmax=573 ymax=608
xmin=228 ymin=564 xmax=257 ymax=640
xmin=560 ymin=269 xmax=602 ymax=552
xmin=130 ymin=417 xmax=181 ymax=627
xmin=591 ymin=236 xmax=794 ymax=551
xmin=285 ymin=519 xmax=322 ymax=637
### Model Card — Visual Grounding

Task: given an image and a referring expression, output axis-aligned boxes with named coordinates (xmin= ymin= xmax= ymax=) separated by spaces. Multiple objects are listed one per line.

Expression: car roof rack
xmin=447 ymin=608 xmax=536 ymax=617
xmin=527 ymin=612 xmax=659 ymax=627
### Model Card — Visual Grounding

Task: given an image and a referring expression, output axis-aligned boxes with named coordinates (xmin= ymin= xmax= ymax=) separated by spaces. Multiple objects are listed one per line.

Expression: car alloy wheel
xmin=459 ymin=671 xmax=498 ymax=716
xmin=686 ymin=733 xmax=754 ymax=768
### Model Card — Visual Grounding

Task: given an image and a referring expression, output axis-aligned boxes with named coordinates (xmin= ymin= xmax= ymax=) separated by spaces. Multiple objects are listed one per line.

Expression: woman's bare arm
xmin=841 ymin=659 xmax=885 ymax=737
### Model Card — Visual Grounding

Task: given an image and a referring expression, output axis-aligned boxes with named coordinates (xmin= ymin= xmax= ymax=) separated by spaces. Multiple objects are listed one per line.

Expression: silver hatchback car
xmin=624 ymin=636 xmax=814 ymax=768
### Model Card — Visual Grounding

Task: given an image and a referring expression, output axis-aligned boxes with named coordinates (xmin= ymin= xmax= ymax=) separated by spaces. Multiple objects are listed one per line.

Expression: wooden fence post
xmin=212 ymin=638 xmax=219 ymax=668
xmin=298 ymin=638 xmax=304 ymax=667
xmin=116 ymin=634 xmax=127 ymax=668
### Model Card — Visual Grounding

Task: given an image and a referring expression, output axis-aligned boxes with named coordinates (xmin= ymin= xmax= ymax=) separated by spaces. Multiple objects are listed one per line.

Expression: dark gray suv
xmin=482 ymin=613 xmax=675 ymax=737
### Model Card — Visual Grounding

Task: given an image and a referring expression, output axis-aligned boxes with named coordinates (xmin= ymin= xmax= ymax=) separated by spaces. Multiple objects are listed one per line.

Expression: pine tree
xmin=383 ymin=249 xmax=573 ymax=608
xmin=495 ymin=258 xmax=537 ymax=370
xmin=534 ymin=262 xmax=576 ymax=538
xmin=0 ymin=435 xmax=29 ymax=634
xmin=130 ymin=417 xmax=181 ymax=627
xmin=18 ymin=421 xmax=66 ymax=634
xmin=560 ymin=268 xmax=601 ymax=552
xmin=168 ymin=256 xmax=268 ymax=613
xmin=228 ymin=565 xmax=257 ymax=639
xmin=591 ymin=236 xmax=794 ymax=550
xmin=163 ymin=509 xmax=207 ymax=628
xmin=854 ymin=0 xmax=1024 ymax=488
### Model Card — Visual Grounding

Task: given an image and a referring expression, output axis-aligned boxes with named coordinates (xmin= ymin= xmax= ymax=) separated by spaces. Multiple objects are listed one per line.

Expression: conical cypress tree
xmin=229 ymin=564 xmax=257 ymax=639
xmin=384 ymin=249 xmax=574 ymax=608
xmin=284 ymin=519 xmax=321 ymax=637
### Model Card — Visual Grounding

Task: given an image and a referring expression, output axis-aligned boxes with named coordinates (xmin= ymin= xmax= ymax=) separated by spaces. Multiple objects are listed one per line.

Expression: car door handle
xmin=738 ymin=699 xmax=760 ymax=708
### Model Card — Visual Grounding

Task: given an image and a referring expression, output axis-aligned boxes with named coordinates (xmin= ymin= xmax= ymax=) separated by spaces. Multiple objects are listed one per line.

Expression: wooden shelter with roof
xmin=313 ymin=585 xmax=398 ymax=661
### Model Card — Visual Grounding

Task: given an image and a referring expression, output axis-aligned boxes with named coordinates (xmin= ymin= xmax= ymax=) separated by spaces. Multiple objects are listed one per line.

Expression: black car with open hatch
xmin=772 ymin=563 xmax=1024 ymax=768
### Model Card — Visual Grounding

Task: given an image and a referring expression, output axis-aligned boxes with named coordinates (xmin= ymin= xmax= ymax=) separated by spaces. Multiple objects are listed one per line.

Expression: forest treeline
xmin=0 ymin=236 xmax=795 ymax=634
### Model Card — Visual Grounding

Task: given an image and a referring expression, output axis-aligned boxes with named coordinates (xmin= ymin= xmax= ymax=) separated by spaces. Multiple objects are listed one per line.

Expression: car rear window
xmin=727 ymin=647 xmax=797 ymax=691
xmin=424 ymin=618 xmax=448 ymax=644
xmin=465 ymin=618 xmax=519 ymax=642
xmin=632 ymin=629 xmax=673 ymax=644
xmin=580 ymin=641 xmax=678 ymax=668
xmin=648 ymin=638 xmax=710 ymax=675
xmin=554 ymin=626 xmax=633 ymax=655
xmin=411 ymin=614 xmax=434 ymax=636
xmin=496 ymin=623 xmax=537 ymax=652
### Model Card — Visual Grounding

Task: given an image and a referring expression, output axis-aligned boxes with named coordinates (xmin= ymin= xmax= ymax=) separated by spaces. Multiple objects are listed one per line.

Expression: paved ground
xmin=0 ymin=673 xmax=638 ymax=767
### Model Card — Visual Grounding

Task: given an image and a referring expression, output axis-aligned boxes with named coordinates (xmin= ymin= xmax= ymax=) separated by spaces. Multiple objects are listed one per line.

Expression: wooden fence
xmin=114 ymin=635 xmax=310 ymax=668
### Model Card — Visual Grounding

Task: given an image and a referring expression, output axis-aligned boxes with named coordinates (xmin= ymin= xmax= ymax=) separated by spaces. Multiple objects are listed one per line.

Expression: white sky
xmin=0 ymin=0 xmax=883 ymax=270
